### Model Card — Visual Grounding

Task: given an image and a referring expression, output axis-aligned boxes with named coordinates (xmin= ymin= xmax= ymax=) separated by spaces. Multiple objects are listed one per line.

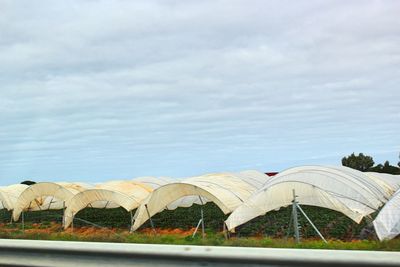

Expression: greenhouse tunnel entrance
xmin=137 ymin=202 xmax=228 ymax=235
xmin=233 ymin=205 xmax=376 ymax=241
xmin=72 ymin=206 xmax=134 ymax=230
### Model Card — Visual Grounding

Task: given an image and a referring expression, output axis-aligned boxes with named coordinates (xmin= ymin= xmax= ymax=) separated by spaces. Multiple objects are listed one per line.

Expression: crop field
xmin=1 ymin=203 xmax=399 ymax=251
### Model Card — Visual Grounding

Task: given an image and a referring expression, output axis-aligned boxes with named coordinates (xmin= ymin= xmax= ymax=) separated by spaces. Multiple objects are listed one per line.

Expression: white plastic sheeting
xmin=327 ymin=166 xmax=394 ymax=201
xmin=12 ymin=182 xmax=91 ymax=221
xmin=0 ymin=184 xmax=29 ymax=211
xmin=131 ymin=172 xmax=267 ymax=231
xmin=63 ymin=180 xmax=155 ymax=229
xmin=268 ymin=166 xmax=389 ymax=210
xmin=63 ymin=189 xmax=141 ymax=229
xmin=91 ymin=180 xmax=153 ymax=208
xmin=373 ymin=189 xmax=400 ymax=241
xmin=225 ymin=166 xmax=390 ymax=231
xmin=132 ymin=176 xmax=202 ymax=210
xmin=225 ymin=182 xmax=368 ymax=231
xmin=234 ymin=170 xmax=272 ymax=188
xmin=365 ymin=172 xmax=400 ymax=195
xmin=163 ymin=171 xmax=269 ymax=211
xmin=133 ymin=177 xmax=172 ymax=189
xmin=27 ymin=182 xmax=94 ymax=212
xmin=270 ymin=166 xmax=387 ymax=206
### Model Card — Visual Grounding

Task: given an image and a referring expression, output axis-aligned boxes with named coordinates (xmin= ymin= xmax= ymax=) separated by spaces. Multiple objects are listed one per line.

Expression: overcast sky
xmin=0 ymin=0 xmax=399 ymax=185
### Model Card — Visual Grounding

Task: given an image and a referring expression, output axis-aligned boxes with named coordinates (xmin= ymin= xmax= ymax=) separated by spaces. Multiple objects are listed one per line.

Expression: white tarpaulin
xmin=12 ymin=182 xmax=91 ymax=221
xmin=134 ymin=176 xmax=208 ymax=210
xmin=63 ymin=189 xmax=141 ymax=229
xmin=165 ymin=170 xmax=269 ymax=211
xmin=131 ymin=171 xmax=268 ymax=231
xmin=365 ymin=172 xmax=400 ymax=195
xmin=27 ymin=182 xmax=94 ymax=211
xmin=63 ymin=180 xmax=155 ymax=229
xmin=0 ymin=184 xmax=29 ymax=211
xmin=133 ymin=176 xmax=172 ymax=189
xmin=373 ymin=188 xmax=400 ymax=241
xmin=225 ymin=166 xmax=389 ymax=231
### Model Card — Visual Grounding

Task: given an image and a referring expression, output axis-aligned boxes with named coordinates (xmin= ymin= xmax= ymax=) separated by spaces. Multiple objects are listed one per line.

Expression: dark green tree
xmin=369 ymin=160 xmax=400 ymax=175
xmin=21 ymin=180 xmax=36 ymax=185
xmin=382 ymin=161 xmax=400 ymax=174
xmin=341 ymin=153 xmax=374 ymax=172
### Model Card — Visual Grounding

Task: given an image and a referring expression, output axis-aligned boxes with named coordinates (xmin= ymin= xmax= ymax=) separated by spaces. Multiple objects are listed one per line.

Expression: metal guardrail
xmin=0 ymin=239 xmax=399 ymax=267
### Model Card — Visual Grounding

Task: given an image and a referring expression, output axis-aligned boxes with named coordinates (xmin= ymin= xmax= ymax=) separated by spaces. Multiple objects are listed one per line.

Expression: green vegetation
xmin=342 ymin=153 xmax=375 ymax=171
xmin=0 ymin=203 xmax=375 ymax=240
xmin=0 ymin=222 xmax=399 ymax=251
xmin=342 ymin=152 xmax=400 ymax=174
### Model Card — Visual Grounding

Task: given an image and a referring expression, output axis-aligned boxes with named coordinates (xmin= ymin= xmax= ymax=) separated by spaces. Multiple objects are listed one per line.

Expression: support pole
xmin=192 ymin=218 xmax=203 ymax=238
xmin=292 ymin=189 xmax=300 ymax=243
xmin=7 ymin=200 xmax=12 ymax=224
xmin=200 ymin=208 xmax=205 ymax=238
xmin=198 ymin=196 xmax=205 ymax=239
xmin=22 ymin=202 xmax=31 ymax=230
xmin=223 ymin=222 xmax=227 ymax=239
xmin=145 ymin=205 xmax=156 ymax=234
xmin=62 ymin=202 xmax=65 ymax=228
xmin=130 ymin=211 xmax=134 ymax=233
xmin=22 ymin=211 xmax=25 ymax=232
xmin=222 ymin=221 xmax=230 ymax=240
xmin=48 ymin=196 xmax=55 ymax=210
xmin=296 ymin=203 xmax=327 ymax=243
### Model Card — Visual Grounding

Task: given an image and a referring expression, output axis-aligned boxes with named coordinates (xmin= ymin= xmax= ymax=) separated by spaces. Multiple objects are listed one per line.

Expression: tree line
xmin=342 ymin=152 xmax=400 ymax=175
